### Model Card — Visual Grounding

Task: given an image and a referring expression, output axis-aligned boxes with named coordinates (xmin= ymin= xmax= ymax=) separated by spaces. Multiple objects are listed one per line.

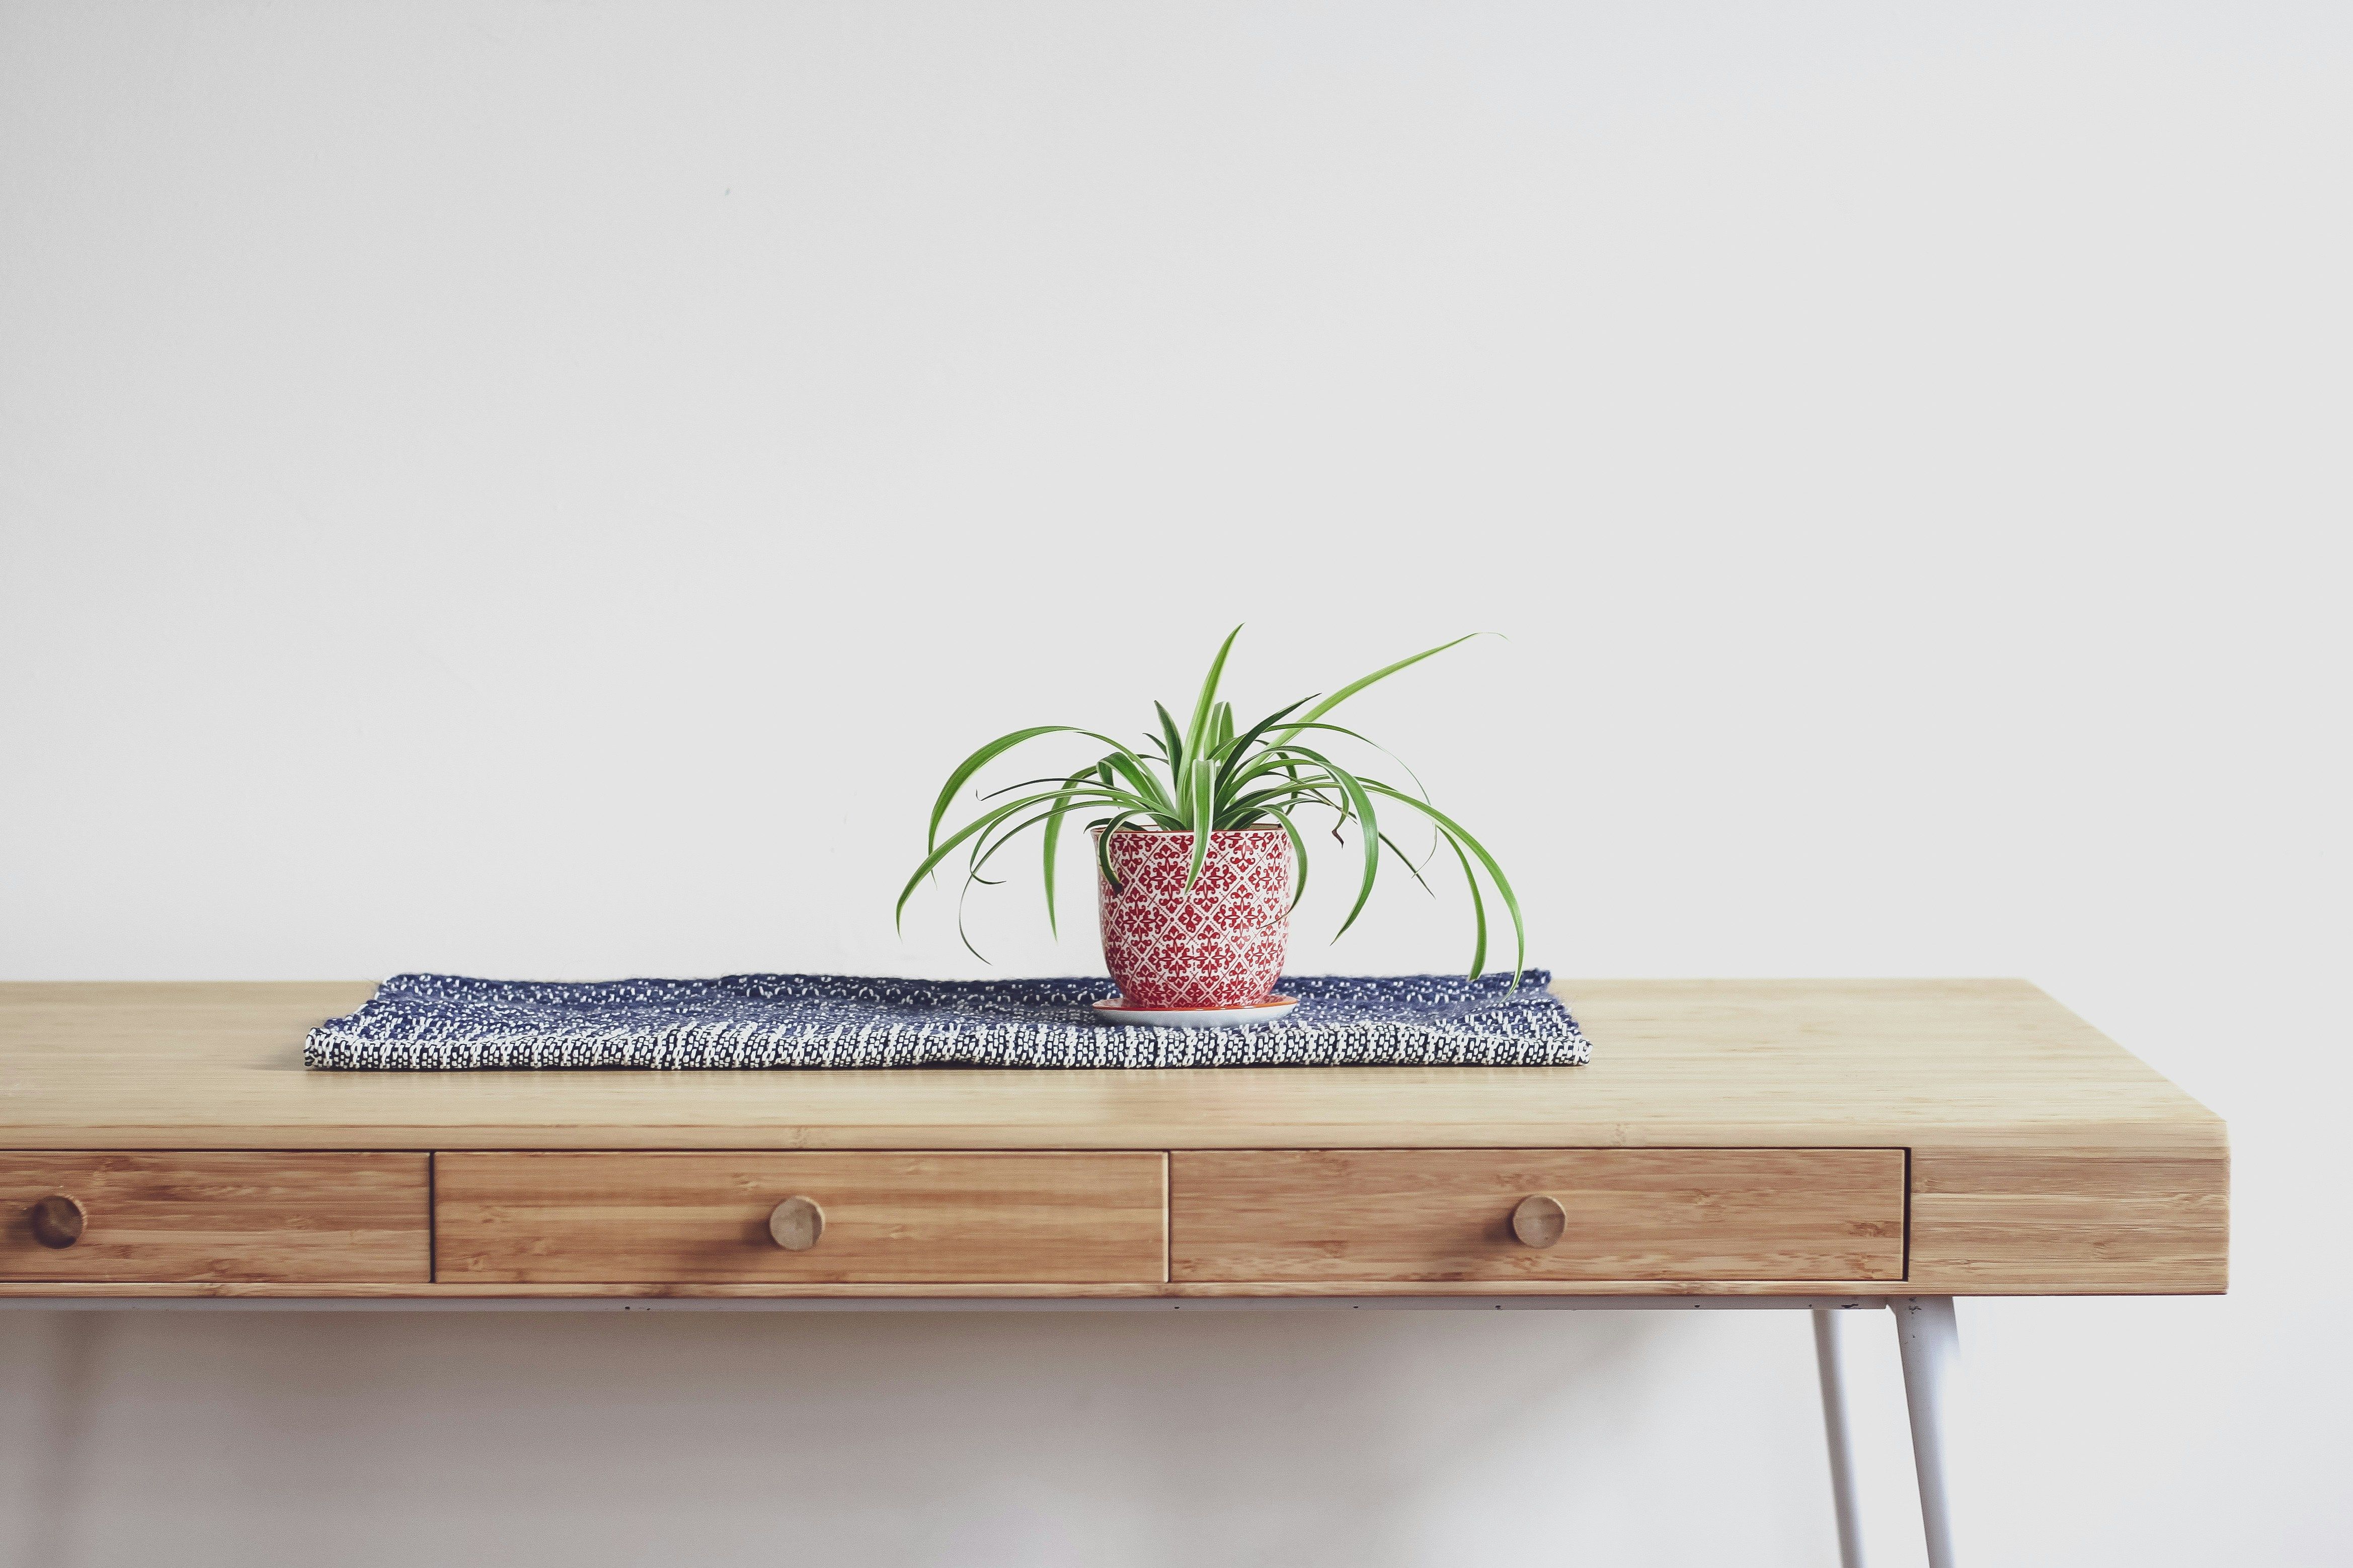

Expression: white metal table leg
xmin=1895 ymin=1296 xmax=1963 ymax=1568
xmin=1812 ymin=1308 xmax=1867 ymax=1568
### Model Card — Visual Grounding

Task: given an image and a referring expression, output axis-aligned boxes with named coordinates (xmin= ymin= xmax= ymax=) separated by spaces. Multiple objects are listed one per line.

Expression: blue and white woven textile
xmin=304 ymin=971 xmax=1588 ymax=1070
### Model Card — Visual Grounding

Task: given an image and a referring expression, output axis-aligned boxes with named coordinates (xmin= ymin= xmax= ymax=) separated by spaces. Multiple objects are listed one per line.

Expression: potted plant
xmin=899 ymin=628 xmax=1524 ymax=1019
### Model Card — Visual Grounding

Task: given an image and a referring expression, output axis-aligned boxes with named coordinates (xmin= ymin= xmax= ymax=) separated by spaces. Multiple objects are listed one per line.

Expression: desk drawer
xmin=1171 ymin=1149 xmax=1906 ymax=1282
xmin=0 ymin=1152 xmax=431 ymax=1282
xmin=434 ymin=1152 xmax=1169 ymax=1284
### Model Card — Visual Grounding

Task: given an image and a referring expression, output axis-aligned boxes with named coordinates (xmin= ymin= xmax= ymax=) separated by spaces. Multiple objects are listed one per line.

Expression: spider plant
xmin=897 ymin=628 xmax=1525 ymax=985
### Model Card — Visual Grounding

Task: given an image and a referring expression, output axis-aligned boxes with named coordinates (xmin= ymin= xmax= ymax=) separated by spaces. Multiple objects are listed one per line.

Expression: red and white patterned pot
xmin=1093 ymin=826 xmax=1293 ymax=1009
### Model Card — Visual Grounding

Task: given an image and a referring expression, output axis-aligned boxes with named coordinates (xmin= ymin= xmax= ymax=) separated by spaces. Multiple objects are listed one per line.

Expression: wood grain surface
xmin=0 ymin=979 xmax=2230 ymax=1294
xmin=1909 ymin=1149 xmax=2230 ymax=1291
xmin=1170 ymin=1149 xmax=1906 ymax=1282
xmin=0 ymin=1152 xmax=428 ymax=1282
xmin=434 ymin=1151 xmax=1169 ymax=1284
xmin=0 ymin=979 xmax=2219 ymax=1153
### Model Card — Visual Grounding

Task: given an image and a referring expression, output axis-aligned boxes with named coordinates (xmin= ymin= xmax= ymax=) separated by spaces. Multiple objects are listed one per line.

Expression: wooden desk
xmin=0 ymin=978 xmax=2226 ymax=1566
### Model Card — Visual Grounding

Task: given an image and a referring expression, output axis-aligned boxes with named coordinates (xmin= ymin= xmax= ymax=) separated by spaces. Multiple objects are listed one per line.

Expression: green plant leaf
xmin=1441 ymin=829 xmax=1489 ymax=979
xmin=1360 ymin=780 xmax=1524 ymax=987
xmin=1040 ymin=767 xmax=1097 ymax=938
xmin=1182 ymin=625 xmax=1243 ymax=779
xmin=1266 ymin=633 xmax=1484 ymax=749
xmin=1092 ymin=810 xmax=1157 ymax=892
xmin=1184 ymin=752 xmax=1217 ymax=887
xmin=1265 ymin=743 xmax=1379 ymax=935
xmin=1273 ymin=719 xmax=1441 ymax=806
xmin=1258 ymin=803 xmax=1311 ymax=912
xmin=971 ymin=800 xmax=1096 ymax=882
xmin=1222 ymin=786 xmax=1328 ymax=826
xmin=926 ymin=726 xmax=1169 ymax=852
xmin=926 ymin=726 xmax=1070 ymax=852
xmin=967 ymin=790 xmax=1130 ymax=880
xmin=1153 ymin=701 xmax=1185 ymax=782
xmin=1377 ymin=830 xmax=1438 ymax=896
xmin=899 ymin=788 xmax=1084 ymax=930
xmin=1212 ymin=695 xmax=1312 ymax=795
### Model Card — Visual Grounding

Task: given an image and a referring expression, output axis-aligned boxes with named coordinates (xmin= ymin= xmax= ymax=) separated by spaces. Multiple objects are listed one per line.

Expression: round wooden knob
xmin=1511 ymin=1193 xmax=1566 ymax=1249
xmin=768 ymin=1195 xmax=825 ymax=1252
xmin=28 ymin=1194 xmax=86 ymax=1250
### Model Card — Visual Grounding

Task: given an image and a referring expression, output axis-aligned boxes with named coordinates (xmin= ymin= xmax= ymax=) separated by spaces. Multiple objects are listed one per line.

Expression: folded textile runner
xmin=304 ymin=971 xmax=1588 ymax=1070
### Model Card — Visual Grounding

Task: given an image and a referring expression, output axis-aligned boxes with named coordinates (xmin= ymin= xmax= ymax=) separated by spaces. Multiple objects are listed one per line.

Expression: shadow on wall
xmin=0 ymin=1308 xmax=1836 ymax=1568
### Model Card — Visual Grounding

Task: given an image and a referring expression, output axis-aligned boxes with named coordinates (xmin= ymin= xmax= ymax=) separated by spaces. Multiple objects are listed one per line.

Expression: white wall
xmin=2 ymin=3 xmax=2345 ymax=1562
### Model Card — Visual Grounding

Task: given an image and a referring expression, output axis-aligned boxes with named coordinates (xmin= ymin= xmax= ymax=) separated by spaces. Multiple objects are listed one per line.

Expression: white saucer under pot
xmin=1090 ymin=996 xmax=1298 ymax=1029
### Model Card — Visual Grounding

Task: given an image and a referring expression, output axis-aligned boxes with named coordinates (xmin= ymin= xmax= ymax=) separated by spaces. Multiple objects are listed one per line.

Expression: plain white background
xmin=2 ymin=3 xmax=2346 ymax=1563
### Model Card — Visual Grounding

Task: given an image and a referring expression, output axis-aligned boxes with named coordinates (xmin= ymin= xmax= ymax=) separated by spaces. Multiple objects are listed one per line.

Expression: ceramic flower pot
xmin=1093 ymin=826 xmax=1292 ymax=1008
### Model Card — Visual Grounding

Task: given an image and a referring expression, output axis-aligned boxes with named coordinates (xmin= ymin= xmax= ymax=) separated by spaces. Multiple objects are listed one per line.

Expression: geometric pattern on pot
xmin=1095 ymin=826 xmax=1293 ymax=1008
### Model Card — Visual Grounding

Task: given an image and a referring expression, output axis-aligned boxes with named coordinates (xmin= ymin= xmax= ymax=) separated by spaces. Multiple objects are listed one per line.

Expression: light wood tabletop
xmin=0 ymin=978 xmax=2226 ymax=1297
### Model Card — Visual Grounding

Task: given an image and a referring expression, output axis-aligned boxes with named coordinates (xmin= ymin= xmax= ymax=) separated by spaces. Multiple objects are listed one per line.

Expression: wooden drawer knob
xmin=768 ymin=1195 xmax=825 ymax=1251
xmin=28 ymin=1193 xmax=87 ymax=1250
xmin=1511 ymin=1193 xmax=1566 ymax=1249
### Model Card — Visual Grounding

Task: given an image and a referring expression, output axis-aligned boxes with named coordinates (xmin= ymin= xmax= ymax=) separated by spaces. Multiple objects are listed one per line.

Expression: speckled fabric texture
xmin=304 ymin=970 xmax=1588 ymax=1070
